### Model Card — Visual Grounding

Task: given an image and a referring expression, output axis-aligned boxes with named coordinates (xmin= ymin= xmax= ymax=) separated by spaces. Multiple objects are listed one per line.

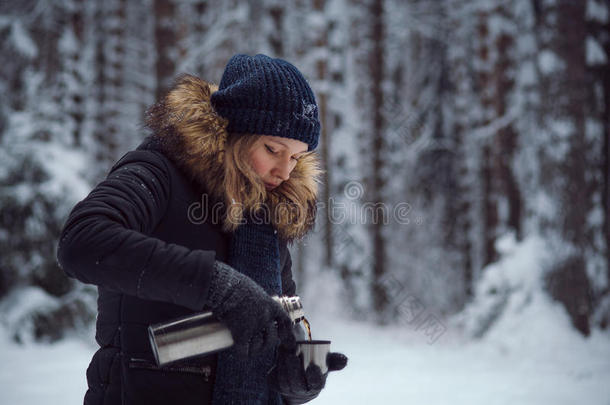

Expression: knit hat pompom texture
xmin=211 ymin=54 xmax=320 ymax=151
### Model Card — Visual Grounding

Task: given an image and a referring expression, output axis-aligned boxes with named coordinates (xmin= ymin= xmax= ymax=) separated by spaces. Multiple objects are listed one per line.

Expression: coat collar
xmin=144 ymin=74 xmax=321 ymax=242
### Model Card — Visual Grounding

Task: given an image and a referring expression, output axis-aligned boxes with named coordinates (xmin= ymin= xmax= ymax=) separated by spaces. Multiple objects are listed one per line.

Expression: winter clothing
xmin=56 ymin=73 xmax=321 ymax=405
xmin=145 ymin=74 xmax=320 ymax=243
xmin=269 ymin=347 xmax=348 ymax=404
xmin=211 ymin=54 xmax=321 ymax=151
xmin=207 ymin=259 xmax=294 ymax=358
xmin=212 ymin=217 xmax=290 ymax=404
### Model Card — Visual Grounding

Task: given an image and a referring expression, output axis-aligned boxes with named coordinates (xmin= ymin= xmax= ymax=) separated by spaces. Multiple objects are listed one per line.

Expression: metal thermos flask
xmin=148 ymin=295 xmax=305 ymax=366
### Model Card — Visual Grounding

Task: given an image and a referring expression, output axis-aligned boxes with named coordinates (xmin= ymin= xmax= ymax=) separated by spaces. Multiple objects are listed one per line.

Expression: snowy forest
xmin=1 ymin=0 xmax=610 ymax=403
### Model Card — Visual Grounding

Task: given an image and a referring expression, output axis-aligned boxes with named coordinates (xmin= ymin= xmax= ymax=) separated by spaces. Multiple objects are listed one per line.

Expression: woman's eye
xmin=265 ymin=145 xmax=276 ymax=154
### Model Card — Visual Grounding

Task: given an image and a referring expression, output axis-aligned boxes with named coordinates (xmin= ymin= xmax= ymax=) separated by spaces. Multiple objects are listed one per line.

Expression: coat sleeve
xmin=56 ymin=150 xmax=215 ymax=311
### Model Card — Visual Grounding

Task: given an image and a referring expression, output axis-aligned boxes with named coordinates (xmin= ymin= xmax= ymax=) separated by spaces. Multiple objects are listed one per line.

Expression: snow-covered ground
xmin=0 ymin=330 xmax=92 ymax=404
xmin=1 ymin=316 xmax=609 ymax=405
xmin=313 ymin=317 xmax=610 ymax=405
xmin=2 ymin=234 xmax=610 ymax=404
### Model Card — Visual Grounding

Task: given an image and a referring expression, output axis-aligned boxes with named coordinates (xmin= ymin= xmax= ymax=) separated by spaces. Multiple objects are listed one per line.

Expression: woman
xmin=57 ymin=54 xmax=347 ymax=405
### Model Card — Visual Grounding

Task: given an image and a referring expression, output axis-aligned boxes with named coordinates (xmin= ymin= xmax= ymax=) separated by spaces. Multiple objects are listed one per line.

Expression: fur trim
xmin=145 ymin=74 xmax=321 ymax=242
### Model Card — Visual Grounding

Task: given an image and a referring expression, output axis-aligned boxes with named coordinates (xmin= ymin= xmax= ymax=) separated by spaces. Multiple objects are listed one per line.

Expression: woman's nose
xmin=273 ymin=161 xmax=291 ymax=182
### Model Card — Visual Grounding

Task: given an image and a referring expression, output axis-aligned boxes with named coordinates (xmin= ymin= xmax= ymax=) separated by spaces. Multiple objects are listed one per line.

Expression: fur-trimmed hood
xmin=144 ymin=74 xmax=322 ymax=242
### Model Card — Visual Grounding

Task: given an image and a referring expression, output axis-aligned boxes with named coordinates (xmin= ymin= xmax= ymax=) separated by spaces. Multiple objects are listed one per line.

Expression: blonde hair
xmin=221 ymin=134 xmax=267 ymax=232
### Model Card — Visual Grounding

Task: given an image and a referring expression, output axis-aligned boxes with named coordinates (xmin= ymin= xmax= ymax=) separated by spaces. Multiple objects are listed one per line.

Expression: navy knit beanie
xmin=211 ymin=54 xmax=320 ymax=151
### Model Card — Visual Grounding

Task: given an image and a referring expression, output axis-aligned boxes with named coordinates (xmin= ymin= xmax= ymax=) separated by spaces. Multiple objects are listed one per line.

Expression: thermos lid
xmin=275 ymin=296 xmax=305 ymax=322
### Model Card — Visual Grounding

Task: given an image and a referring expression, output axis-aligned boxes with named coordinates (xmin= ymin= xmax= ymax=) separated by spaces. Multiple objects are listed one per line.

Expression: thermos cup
xmin=148 ymin=295 xmax=305 ymax=366
xmin=296 ymin=340 xmax=331 ymax=374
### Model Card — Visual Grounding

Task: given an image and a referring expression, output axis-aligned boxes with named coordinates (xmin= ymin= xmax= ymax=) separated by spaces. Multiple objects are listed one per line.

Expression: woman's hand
xmin=206 ymin=260 xmax=295 ymax=357
xmin=269 ymin=344 xmax=348 ymax=404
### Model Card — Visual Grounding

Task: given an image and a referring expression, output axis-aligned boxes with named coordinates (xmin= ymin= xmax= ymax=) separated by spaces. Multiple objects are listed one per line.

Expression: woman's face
xmin=248 ymin=135 xmax=308 ymax=191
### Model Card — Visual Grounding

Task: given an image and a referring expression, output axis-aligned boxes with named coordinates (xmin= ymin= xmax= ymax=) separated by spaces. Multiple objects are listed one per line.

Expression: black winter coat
xmin=57 ymin=139 xmax=296 ymax=404
xmin=57 ymin=76 xmax=320 ymax=405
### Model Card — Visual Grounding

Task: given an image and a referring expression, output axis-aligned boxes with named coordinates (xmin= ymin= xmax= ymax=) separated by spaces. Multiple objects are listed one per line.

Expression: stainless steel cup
xmin=296 ymin=340 xmax=330 ymax=374
xmin=149 ymin=296 xmax=305 ymax=366
xmin=149 ymin=311 xmax=233 ymax=366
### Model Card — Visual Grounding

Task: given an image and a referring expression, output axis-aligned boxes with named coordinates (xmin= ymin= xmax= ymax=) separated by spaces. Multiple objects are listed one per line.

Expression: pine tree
xmin=586 ymin=0 xmax=610 ymax=329
xmin=0 ymin=1 xmax=96 ymax=342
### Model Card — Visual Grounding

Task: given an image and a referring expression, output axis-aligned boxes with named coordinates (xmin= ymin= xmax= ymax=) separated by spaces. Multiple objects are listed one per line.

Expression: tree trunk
xmin=154 ymin=0 xmax=177 ymax=100
xmin=592 ymin=6 xmax=610 ymax=291
xmin=478 ymin=5 xmax=522 ymax=266
xmin=493 ymin=20 xmax=522 ymax=241
xmin=476 ymin=10 xmax=498 ymax=266
xmin=369 ymin=0 xmax=388 ymax=316
xmin=310 ymin=0 xmax=333 ymax=268
xmin=545 ymin=0 xmax=593 ymax=335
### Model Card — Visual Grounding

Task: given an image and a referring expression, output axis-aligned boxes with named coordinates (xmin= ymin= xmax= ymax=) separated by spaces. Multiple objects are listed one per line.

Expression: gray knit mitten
xmin=207 ymin=260 xmax=296 ymax=357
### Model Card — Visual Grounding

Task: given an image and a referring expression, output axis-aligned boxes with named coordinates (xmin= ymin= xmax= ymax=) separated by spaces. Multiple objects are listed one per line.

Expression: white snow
xmin=59 ymin=27 xmax=79 ymax=54
xmin=0 ymin=330 xmax=92 ymax=404
xmin=1 ymin=313 xmax=608 ymax=405
xmin=1 ymin=234 xmax=609 ymax=404
xmin=517 ymin=60 xmax=537 ymax=87
xmin=538 ymin=49 xmax=564 ymax=75
xmin=36 ymin=141 xmax=92 ymax=207
xmin=587 ymin=0 xmax=609 ymax=23
xmin=10 ymin=21 xmax=37 ymax=59
xmin=311 ymin=318 xmax=610 ymax=405
xmin=586 ymin=36 xmax=607 ymax=66
xmin=0 ymin=287 xmax=58 ymax=331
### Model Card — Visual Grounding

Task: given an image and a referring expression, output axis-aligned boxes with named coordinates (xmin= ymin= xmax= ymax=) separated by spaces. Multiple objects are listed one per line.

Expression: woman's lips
xmin=265 ymin=182 xmax=278 ymax=190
